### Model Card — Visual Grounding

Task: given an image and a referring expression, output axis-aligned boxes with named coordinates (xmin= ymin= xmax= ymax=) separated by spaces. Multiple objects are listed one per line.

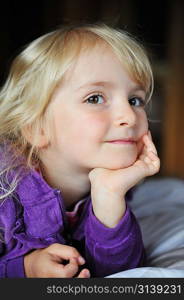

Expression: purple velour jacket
xmin=0 ymin=164 xmax=145 ymax=278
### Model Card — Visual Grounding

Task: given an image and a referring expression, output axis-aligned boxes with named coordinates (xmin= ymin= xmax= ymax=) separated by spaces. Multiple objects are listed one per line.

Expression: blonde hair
xmin=0 ymin=23 xmax=153 ymax=200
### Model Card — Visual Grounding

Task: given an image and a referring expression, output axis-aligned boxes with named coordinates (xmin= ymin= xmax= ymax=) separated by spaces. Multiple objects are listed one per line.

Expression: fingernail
xmin=84 ymin=270 xmax=90 ymax=278
xmin=78 ymin=256 xmax=85 ymax=265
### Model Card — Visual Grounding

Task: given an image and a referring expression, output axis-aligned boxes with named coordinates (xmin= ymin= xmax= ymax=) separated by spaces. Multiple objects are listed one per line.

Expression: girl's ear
xmin=21 ymin=124 xmax=49 ymax=148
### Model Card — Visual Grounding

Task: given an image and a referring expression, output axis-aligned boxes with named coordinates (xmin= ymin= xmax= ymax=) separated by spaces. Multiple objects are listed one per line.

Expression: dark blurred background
xmin=0 ymin=0 xmax=184 ymax=178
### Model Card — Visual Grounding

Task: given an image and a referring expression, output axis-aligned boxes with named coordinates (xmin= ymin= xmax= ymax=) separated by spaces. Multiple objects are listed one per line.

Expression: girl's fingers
xmin=148 ymin=150 xmax=159 ymax=161
xmin=54 ymin=257 xmax=79 ymax=278
xmin=77 ymin=268 xmax=90 ymax=278
xmin=47 ymin=243 xmax=85 ymax=265
xmin=63 ymin=257 xmax=79 ymax=277
xmin=148 ymin=130 xmax=152 ymax=140
xmin=51 ymin=257 xmax=90 ymax=278
xmin=63 ymin=260 xmax=91 ymax=278
xmin=46 ymin=257 xmax=78 ymax=278
xmin=143 ymin=133 xmax=157 ymax=155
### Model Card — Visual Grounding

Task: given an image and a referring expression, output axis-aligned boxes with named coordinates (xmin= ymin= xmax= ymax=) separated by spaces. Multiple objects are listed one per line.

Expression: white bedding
xmin=107 ymin=177 xmax=184 ymax=277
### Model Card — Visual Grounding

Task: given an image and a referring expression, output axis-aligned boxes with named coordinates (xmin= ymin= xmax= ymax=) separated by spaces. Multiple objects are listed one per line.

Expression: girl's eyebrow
xmin=77 ymin=81 xmax=114 ymax=91
xmin=130 ymin=86 xmax=146 ymax=94
xmin=76 ymin=80 xmax=146 ymax=94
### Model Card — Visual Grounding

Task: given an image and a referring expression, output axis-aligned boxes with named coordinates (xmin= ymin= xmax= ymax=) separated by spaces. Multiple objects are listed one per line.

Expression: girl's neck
xmin=40 ymin=162 xmax=91 ymax=209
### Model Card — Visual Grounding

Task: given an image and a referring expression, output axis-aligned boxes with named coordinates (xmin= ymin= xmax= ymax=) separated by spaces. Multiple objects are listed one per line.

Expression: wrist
xmin=24 ymin=253 xmax=31 ymax=278
xmin=91 ymin=192 xmax=126 ymax=228
xmin=24 ymin=249 xmax=41 ymax=278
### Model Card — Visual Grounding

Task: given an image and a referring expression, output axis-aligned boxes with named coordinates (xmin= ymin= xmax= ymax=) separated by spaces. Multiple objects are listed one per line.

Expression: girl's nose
xmin=112 ymin=102 xmax=137 ymax=127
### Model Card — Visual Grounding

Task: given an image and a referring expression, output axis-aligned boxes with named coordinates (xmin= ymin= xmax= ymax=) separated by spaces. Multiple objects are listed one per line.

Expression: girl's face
xmin=45 ymin=44 xmax=148 ymax=173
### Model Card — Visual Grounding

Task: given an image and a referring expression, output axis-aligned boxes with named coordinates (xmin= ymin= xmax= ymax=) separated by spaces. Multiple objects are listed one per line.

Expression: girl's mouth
xmin=106 ymin=139 xmax=136 ymax=144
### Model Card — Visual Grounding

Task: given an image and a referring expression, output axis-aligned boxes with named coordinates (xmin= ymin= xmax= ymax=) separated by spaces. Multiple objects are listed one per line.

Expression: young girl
xmin=0 ymin=24 xmax=160 ymax=278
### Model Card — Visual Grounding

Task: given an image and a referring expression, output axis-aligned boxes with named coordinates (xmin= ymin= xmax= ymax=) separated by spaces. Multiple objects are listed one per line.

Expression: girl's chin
xmin=98 ymin=157 xmax=137 ymax=170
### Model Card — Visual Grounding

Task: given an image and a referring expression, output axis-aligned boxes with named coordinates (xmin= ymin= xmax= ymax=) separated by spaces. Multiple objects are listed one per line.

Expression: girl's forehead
xmin=63 ymin=44 xmax=120 ymax=78
xmin=54 ymin=45 xmax=146 ymax=97
xmin=55 ymin=38 xmax=150 ymax=96
xmin=60 ymin=45 xmax=118 ymax=84
xmin=62 ymin=45 xmax=139 ymax=86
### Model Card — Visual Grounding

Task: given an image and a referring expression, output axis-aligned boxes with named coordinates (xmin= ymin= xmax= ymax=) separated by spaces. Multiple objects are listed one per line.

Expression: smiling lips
xmin=106 ymin=139 xmax=136 ymax=144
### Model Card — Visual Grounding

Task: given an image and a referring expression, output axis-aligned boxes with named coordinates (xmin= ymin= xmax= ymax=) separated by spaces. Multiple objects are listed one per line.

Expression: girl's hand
xmin=89 ymin=131 xmax=160 ymax=228
xmin=24 ymin=243 xmax=90 ymax=278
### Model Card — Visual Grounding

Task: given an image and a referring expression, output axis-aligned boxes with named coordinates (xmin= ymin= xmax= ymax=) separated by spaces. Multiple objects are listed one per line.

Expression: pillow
xmin=107 ymin=177 xmax=184 ymax=277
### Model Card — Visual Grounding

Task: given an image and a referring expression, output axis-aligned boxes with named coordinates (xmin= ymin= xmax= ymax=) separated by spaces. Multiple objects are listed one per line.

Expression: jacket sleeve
xmin=0 ymin=198 xmax=26 ymax=278
xmin=85 ymin=203 xmax=145 ymax=277
xmin=0 ymin=188 xmax=66 ymax=278
xmin=0 ymin=255 xmax=25 ymax=278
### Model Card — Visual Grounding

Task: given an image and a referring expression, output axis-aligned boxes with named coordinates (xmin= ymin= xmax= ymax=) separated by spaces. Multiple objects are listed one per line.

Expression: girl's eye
xmin=129 ymin=97 xmax=145 ymax=107
xmin=85 ymin=94 xmax=104 ymax=104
